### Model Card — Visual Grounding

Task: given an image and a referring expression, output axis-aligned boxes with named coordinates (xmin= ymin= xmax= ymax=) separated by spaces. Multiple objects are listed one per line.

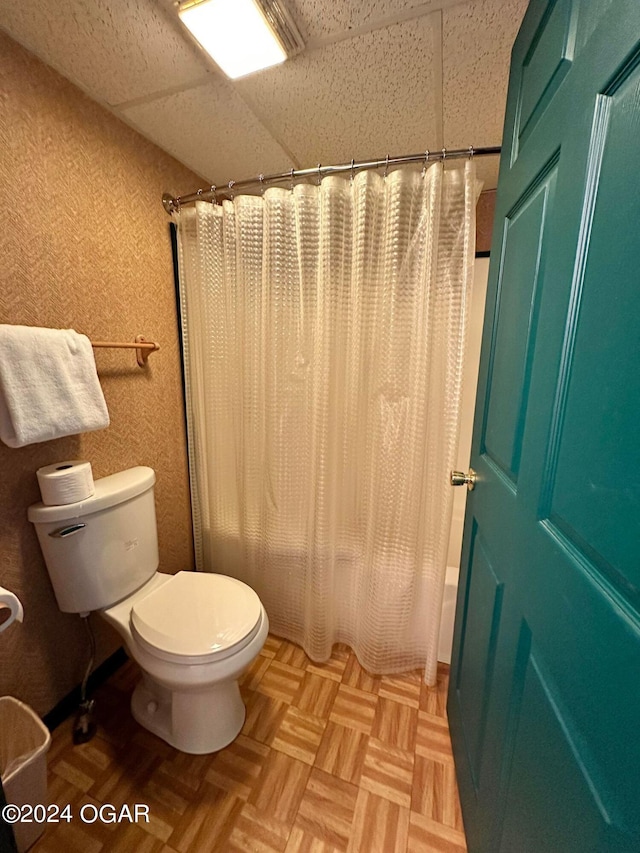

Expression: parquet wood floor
xmin=32 ymin=636 xmax=467 ymax=852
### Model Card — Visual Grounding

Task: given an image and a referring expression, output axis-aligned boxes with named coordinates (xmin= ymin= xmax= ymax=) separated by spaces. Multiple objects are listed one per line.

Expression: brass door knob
xmin=450 ymin=469 xmax=477 ymax=491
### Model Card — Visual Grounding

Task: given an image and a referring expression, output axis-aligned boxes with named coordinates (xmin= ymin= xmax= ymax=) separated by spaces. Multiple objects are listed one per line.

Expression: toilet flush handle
xmin=48 ymin=523 xmax=86 ymax=538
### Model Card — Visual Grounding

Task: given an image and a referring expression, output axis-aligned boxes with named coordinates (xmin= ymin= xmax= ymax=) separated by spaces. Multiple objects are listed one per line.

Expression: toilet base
xmin=131 ymin=673 xmax=246 ymax=754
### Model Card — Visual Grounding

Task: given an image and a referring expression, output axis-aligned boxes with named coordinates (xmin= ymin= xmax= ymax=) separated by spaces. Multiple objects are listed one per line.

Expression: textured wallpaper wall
xmin=0 ymin=31 xmax=201 ymax=715
xmin=476 ymin=189 xmax=496 ymax=254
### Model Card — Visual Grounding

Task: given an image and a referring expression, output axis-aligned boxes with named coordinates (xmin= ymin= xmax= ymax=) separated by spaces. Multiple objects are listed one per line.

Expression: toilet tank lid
xmin=27 ymin=466 xmax=156 ymax=523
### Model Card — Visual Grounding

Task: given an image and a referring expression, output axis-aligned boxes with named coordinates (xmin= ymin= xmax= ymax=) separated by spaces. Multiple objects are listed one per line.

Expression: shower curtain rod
xmin=162 ymin=144 xmax=501 ymax=213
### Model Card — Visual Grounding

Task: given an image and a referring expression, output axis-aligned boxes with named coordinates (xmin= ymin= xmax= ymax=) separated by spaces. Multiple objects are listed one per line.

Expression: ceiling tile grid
xmin=236 ymin=14 xmax=438 ymax=171
xmin=0 ymin=0 xmax=529 ymax=190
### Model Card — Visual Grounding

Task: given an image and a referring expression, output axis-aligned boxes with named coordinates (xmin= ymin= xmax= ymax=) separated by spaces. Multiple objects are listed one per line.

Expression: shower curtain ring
xmin=441 ymin=147 xmax=446 ymax=163
xmin=350 ymin=159 xmax=355 ymax=182
xmin=228 ymin=180 xmax=235 ymax=199
xmin=422 ymin=149 xmax=430 ymax=175
xmin=384 ymin=154 xmax=389 ymax=178
xmin=290 ymin=168 xmax=295 ymax=191
xmin=317 ymin=164 xmax=322 ymax=186
xmin=209 ymin=185 xmax=217 ymax=203
xmin=468 ymin=145 xmax=475 ymax=159
xmin=259 ymin=174 xmax=265 ymax=195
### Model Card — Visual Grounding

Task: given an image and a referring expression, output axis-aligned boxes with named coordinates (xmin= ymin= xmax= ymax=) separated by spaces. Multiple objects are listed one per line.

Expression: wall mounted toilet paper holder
xmin=0 ymin=585 xmax=24 ymax=633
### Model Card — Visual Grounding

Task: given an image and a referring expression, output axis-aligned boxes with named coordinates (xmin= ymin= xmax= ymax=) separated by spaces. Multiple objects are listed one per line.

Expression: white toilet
xmin=28 ymin=466 xmax=268 ymax=754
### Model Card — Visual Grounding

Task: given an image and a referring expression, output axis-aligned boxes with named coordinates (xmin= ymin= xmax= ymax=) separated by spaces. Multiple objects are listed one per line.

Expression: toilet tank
xmin=27 ymin=467 xmax=159 ymax=614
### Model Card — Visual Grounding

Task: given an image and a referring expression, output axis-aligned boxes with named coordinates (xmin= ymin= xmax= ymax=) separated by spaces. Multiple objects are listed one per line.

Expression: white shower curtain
xmin=176 ymin=160 xmax=476 ymax=683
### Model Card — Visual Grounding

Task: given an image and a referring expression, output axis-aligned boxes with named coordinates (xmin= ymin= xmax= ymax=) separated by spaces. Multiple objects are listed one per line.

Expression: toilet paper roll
xmin=0 ymin=586 xmax=24 ymax=633
xmin=36 ymin=460 xmax=95 ymax=506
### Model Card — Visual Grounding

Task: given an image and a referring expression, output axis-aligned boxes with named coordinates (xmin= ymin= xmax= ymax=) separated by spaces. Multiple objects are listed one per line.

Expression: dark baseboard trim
xmin=42 ymin=647 xmax=128 ymax=732
xmin=475 ymin=250 xmax=491 ymax=258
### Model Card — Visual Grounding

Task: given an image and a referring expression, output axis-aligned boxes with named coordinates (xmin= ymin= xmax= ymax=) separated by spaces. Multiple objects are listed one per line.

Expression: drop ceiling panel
xmin=236 ymin=14 xmax=438 ymax=169
xmin=442 ymin=0 xmax=528 ymax=151
xmin=288 ymin=0 xmax=434 ymax=40
xmin=288 ymin=0 xmax=473 ymax=42
xmin=0 ymin=0 xmax=208 ymax=106
xmin=121 ymin=80 xmax=294 ymax=185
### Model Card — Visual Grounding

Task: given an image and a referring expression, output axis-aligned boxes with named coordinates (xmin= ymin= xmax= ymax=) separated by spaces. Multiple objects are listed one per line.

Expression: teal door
xmin=448 ymin=1 xmax=640 ymax=851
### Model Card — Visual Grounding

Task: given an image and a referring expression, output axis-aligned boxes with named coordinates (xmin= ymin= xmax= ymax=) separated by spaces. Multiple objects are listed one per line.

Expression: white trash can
xmin=0 ymin=697 xmax=52 ymax=852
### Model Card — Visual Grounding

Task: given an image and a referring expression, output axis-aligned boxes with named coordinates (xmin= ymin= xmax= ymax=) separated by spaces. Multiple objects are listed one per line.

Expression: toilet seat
xmin=130 ymin=571 xmax=263 ymax=665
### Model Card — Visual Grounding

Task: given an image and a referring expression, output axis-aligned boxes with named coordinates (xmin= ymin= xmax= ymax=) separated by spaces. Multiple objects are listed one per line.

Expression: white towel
xmin=0 ymin=325 xmax=110 ymax=448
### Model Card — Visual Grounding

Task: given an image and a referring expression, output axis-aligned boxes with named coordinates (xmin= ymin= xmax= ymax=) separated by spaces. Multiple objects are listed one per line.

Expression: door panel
xmin=454 ymin=523 xmax=504 ymax=793
xmin=499 ymin=642 xmax=616 ymax=853
xmin=546 ymin=63 xmax=640 ymax=593
xmin=515 ymin=0 xmax=577 ymax=153
xmin=483 ymin=161 xmax=556 ymax=482
xmin=449 ymin=2 xmax=640 ymax=851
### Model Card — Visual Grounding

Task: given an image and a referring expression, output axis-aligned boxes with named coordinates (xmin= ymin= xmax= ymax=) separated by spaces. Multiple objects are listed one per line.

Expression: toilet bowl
xmin=28 ymin=466 xmax=268 ymax=754
xmin=102 ymin=570 xmax=268 ymax=753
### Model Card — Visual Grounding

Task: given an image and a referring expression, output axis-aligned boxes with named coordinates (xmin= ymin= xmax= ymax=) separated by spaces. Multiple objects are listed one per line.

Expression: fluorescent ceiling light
xmin=179 ymin=0 xmax=288 ymax=79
